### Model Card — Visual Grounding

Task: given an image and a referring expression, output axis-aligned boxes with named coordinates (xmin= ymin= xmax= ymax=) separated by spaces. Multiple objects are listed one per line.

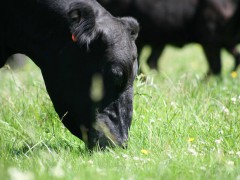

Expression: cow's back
xmin=134 ymin=0 xmax=199 ymax=29
xmin=0 ymin=0 xmax=72 ymax=67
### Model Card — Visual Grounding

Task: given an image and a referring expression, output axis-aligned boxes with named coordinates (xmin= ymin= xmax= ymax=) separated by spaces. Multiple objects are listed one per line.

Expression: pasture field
xmin=0 ymin=44 xmax=240 ymax=180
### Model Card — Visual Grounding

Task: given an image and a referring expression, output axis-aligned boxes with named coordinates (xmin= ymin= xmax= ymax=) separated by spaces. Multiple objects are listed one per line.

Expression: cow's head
xmin=63 ymin=0 xmax=139 ymax=149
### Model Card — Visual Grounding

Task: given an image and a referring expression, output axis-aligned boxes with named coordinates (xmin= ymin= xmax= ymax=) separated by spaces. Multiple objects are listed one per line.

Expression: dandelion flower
xmin=141 ymin=149 xmax=149 ymax=155
xmin=231 ymin=71 xmax=237 ymax=78
xmin=188 ymin=138 xmax=194 ymax=142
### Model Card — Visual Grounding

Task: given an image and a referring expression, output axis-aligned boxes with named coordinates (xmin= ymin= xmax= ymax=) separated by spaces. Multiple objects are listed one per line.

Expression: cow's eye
xmin=105 ymin=64 xmax=127 ymax=89
xmin=130 ymin=28 xmax=138 ymax=36
xmin=112 ymin=68 xmax=125 ymax=87
xmin=130 ymin=29 xmax=138 ymax=40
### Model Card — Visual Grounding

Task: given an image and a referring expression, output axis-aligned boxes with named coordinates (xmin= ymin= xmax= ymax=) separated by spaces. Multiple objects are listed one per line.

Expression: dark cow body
xmin=98 ymin=0 xmax=240 ymax=75
xmin=0 ymin=0 xmax=139 ymax=149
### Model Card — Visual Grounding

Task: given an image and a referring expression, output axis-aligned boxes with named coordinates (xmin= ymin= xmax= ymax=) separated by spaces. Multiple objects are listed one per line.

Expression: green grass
xmin=1 ymin=44 xmax=240 ymax=180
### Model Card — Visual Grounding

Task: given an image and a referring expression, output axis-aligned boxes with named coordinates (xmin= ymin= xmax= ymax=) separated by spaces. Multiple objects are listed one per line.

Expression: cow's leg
xmin=202 ymin=44 xmax=222 ymax=76
xmin=147 ymin=45 xmax=164 ymax=70
xmin=226 ymin=46 xmax=240 ymax=71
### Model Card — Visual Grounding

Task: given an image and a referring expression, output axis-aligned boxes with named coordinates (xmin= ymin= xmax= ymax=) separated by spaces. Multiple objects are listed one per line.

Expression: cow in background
xmin=0 ymin=0 xmax=139 ymax=149
xmin=98 ymin=0 xmax=240 ymax=75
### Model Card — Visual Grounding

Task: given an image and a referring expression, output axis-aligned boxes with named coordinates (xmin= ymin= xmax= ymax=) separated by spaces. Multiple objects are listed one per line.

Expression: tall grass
xmin=0 ymin=45 xmax=240 ymax=180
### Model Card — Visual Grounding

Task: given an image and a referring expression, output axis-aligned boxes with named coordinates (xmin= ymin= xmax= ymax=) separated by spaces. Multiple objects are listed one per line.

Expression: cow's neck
xmin=3 ymin=0 xmax=71 ymax=67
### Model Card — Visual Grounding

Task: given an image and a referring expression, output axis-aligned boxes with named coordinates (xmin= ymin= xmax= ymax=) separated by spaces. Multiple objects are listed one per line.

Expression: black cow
xmin=0 ymin=0 xmax=139 ymax=149
xmin=98 ymin=0 xmax=240 ymax=75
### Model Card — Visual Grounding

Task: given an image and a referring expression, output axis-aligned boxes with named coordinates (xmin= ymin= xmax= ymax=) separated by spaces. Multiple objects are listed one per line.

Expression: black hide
xmin=0 ymin=0 xmax=139 ymax=149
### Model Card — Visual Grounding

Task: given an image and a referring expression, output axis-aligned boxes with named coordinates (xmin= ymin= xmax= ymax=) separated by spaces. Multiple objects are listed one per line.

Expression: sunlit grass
xmin=1 ymin=44 xmax=240 ymax=179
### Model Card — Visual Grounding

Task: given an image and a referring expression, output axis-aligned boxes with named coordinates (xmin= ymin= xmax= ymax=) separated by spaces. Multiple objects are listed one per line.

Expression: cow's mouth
xmin=93 ymin=121 xmax=117 ymax=144
xmin=85 ymin=117 xmax=128 ymax=150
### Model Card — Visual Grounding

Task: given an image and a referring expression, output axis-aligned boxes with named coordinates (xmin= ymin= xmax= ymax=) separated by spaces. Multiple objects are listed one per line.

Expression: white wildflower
xmin=200 ymin=166 xmax=206 ymax=171
xmin=150 ymin=119 xmax=155 ymax=124
xmin=236 ymin=175 xmax=240 ymax=180
xmin=167 ymin=153 xmax=173 ymax=159
xmin=122 ymin=154 xmax=129 ymax=159
xmin=188 ymin=148 xmax=198 ymax=156
xmin=50 ymin=163 xmax=65 ymax=178
xmin=231 ymin=97 xmax=237 ymax=104
xmin=170 ymin=101 xmax=178 ymax=109
xmin=236 ymin=151 xmax=240 ymax=157
xmin=114 ymin=155 xmax=120 ymax=159
xmin=215 ymin=139 xmax=222 ymax=145
xmin=228 ymin=151 xmax=234 ymax=155
xmin=133 ymin=157 xmax=140 ymax=161
xmin=96 ymin=168 xmax=106 ymax=175
xmin=226 ymin=160 xmax=234 ymax=167
xmin=8 ymin=167 xmax=34 ymax=180
xmin=218 ymin=129 xmax=224 ymax=135
xmin=88 ymin=160 xmax=94 ymax=165
xmin=221 ymin=106 xmax=229 ymax=115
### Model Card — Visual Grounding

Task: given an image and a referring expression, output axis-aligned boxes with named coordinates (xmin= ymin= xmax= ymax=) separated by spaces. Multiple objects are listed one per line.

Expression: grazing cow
xmin=0 ymin=0 xmax=139 ymax=149
xmin=98 ymin=0 xmax=240 ymax=75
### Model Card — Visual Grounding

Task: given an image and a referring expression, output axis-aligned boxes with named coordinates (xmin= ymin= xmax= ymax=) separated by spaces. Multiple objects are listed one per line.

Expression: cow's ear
xmin=67 ymin=2 xmax=99 ymax=47
xmin=121 ymin=17 xmax=139 ymax=40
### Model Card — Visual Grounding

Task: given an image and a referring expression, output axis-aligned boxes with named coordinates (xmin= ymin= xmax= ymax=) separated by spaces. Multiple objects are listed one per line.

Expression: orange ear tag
xmin=72 ymin=34 xmax=77 ymax=42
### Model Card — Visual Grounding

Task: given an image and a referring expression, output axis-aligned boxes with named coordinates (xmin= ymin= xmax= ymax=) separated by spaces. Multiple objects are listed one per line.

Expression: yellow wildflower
xmin=141 ymin=149 xmax=149 ymax=155
xmin=231 ymin=71 xmax=237 ymax=78
xmin=188 ymin=138 xmax=194 ymax=142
